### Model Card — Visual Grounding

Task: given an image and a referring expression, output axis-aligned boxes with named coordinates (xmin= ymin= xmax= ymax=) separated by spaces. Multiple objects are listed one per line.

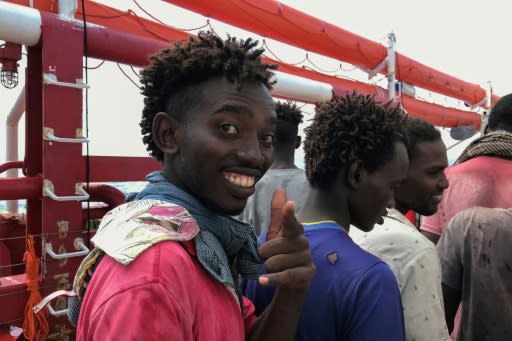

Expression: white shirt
xmin=350 ymin=209 xmax=450 ymax=341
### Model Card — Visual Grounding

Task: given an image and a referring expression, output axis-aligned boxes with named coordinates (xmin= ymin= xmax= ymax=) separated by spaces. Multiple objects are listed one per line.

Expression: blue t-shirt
xmin=243 ymin=221 xmax=405 ymax=341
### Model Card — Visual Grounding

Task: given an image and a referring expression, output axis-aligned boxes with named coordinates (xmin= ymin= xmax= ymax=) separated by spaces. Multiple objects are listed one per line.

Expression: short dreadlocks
xmin=274 ymin=101 xmax=303 ymax=147
xmin=304 ymin=93 xmax=406 ymax=189
xmin=140 ymin=31 xmax=277 ymax=161
xmin=275 ymin=101 xmax=303 ymax=125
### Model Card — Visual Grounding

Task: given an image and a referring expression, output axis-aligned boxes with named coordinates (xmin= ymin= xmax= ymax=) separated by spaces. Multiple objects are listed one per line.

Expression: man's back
xmin=244 ymin=222 xmax=405 ymax=341
xmin=421 ymin=156 xmax=512 ymax=237
xmin=350 ymin=209 xmax=450 ymax=341
xmin=437 ymin=207 xmax=512 ymax=341
xmin=240 ymin=168 xmax=308 ymax=235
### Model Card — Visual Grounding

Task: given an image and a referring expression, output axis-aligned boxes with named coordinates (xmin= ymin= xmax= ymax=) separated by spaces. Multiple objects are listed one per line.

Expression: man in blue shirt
xmin=244 ymin=93 xmax=408 ymax=340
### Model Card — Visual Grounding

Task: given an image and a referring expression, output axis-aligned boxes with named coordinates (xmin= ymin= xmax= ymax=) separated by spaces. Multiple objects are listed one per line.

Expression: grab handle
xmin=44 ymin=238 xmax=89 ymax=260
xmin=43 ymin=180 xmax=90 ymax=202
xmin=43 ymin=73 xmax=90 ymax=89
xmin=43 ymin=127 xmax=89 ymax=144
xmin=33 ymin=290 xmax=76 ymax=317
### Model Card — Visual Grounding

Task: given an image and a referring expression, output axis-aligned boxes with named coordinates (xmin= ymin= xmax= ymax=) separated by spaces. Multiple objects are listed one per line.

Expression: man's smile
xmin=223 ymin=172 xmax=256 ymax=188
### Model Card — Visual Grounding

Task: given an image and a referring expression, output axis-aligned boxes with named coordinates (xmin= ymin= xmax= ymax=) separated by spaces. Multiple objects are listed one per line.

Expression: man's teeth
xmin=225 ymin=174 xmax=255 ymax=188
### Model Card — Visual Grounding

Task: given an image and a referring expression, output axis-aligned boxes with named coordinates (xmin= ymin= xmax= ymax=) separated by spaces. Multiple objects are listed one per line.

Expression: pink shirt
xmin=77 ymin=240 xmax=256 ymax=340
xmin=421 ymin=156 xmax=512 ymax=236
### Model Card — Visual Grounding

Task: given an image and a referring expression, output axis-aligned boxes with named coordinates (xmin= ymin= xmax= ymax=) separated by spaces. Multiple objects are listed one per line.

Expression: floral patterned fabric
xmin=91 ymin=199 xmax=199 ymax=265
xmin=68 ymin=200 xmax=199 ymax=326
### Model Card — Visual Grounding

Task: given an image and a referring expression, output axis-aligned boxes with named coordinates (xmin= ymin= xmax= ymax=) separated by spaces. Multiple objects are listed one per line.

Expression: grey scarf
xmin=134 ymin=172 xmax=262 ymax=288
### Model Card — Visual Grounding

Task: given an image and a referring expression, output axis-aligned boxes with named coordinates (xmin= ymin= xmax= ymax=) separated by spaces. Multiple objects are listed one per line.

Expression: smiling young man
xmin=350 ymin=117 xmax=450 ymax=341
xmin=244 ymin=93 xmax=409 ymax=340
xmin=420 ymin=93 xmax=512 ymax=245
xmin=72 ymin=32 xmax=315 ymax=341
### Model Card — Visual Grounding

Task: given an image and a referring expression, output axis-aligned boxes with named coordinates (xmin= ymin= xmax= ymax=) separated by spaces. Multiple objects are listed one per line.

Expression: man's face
xmin=166 ymin=77 xmax=276 ymax=215
xmin=350 ymin=142 xmax=409 ymax=231
xmin=395 ymin=139 xmax=449 ymax=216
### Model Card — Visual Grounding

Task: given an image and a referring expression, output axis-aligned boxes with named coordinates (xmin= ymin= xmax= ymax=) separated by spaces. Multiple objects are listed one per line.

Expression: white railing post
xmin=387 ymin=33 xmax=397 ymax=101
xmin=5 ymin=86 xmax=26 ymax=213
xmin=58 ymin=0 xmax=78 ymax=20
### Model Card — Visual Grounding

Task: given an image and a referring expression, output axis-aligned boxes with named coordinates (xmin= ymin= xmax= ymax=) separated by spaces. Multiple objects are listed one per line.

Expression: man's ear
xmin=295 ymin=135 xmax=301 ymax=149
xmin=346 ymin=160 xmax=365 ymax=189
xmin=152 ymin=112 xmax=181 ymax=156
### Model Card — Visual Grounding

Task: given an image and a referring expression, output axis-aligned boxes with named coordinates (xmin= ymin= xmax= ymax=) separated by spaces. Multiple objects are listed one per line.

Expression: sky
xmin=1 ymin=0 xmax=511 ymax=168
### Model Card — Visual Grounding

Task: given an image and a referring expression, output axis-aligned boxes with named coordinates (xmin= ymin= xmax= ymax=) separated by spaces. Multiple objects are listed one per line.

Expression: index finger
xmin=266 ymin=188 xmax=288 ymax=241
xmin=279 ymin=200 xmax=304 ymax=238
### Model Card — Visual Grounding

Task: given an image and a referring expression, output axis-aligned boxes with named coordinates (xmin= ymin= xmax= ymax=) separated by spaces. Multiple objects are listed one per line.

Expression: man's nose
xmin=439 ymin=173 xmax=449 ymax=190
xmin=236 ymin=138 xmax=266 ymax=167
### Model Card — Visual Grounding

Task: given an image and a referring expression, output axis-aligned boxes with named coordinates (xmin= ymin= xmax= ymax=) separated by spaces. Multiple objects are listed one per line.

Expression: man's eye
xmin=261 ymin=134 xmax=274 ymax=144
xmin=220 ymin=124 xmax=238 ymax=135
xmin=427 ymin=169 xmax=442 ymax=176
xmin=392 ymin=182 xmax=404 ymax=191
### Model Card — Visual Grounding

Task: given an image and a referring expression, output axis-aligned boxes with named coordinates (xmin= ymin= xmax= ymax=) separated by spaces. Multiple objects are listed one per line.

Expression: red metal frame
xmin=4 ymin=0 xmax=484 ymax=130
xmin=0 ymin=176 xmax=42 ymax=200
xmin=87 ymin=156 xmax=160 ymax=182
xmin=275 ymin=59 xmax=481 ymax=129
xmin=86 ymin=183 xmax=126 ymax=208
xmin=0 ymin=161 xmax=23 ymax=174
xmin=0 ymin=8 xmax=164 ymax=334
xmin=9 ymin=12 xmax=86 ymax=336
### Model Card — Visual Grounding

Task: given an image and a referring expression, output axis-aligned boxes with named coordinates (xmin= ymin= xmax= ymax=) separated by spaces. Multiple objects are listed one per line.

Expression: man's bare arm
xmin=442 ymin=283 xmax=462 ymax=333
xmin=422 ymin=230 xmax=440 ymax=244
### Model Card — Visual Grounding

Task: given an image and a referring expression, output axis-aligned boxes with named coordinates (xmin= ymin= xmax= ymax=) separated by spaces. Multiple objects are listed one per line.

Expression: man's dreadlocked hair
xmin=275 ymin=101 xmax=303 ymax=125
xmin=304 ymin=93 xmax=406 ymax=189
xmin=274 ymin=101 xmax=303 ymax=147
xmin=140 ymin=31 xmax=277 ymax=161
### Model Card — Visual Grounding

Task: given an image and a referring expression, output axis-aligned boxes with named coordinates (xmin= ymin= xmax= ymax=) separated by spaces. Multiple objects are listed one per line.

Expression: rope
xmin=116 ymin=63 xmax=142 ymax=89
xmin=22 ymin=235 xmax=49 ymax=341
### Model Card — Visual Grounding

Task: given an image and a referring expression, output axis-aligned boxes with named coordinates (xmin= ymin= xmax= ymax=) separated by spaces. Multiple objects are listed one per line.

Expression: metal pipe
xmin=5 ymin=87 xmax=25 ymax=163
xmin=164 ymin=0 xmax=496 ymax=107
xmin=0 ymin=176 xmax=42 ymax=200
xmin=0 ymin=3 xmax=336 ymax=105
xmin=5 ymin=86 xmax=26 ymax=213
xmin=480 ymin=81 xmax=493 ymax=135
xmin=271 ymin=71 xmax=333 ymax=103
xmin=58 ymin=0 xmax=77 ymax=20
xmin=83 ymin=14 xmax=335 ymax=102
xmin=0 ymin=1 xmax=41 ymax=46
xmin=0 ymin=161 xmax=23 ymax=175
xmin=85 ymin=25 xmax=169 ymax=67
xmin=85 ymin=183 xmax=126 ymax=208
xmin=387 ymin=33 xmax=396 ymax=101
xmin=0 ymin=1 xmax=482 ymax=129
